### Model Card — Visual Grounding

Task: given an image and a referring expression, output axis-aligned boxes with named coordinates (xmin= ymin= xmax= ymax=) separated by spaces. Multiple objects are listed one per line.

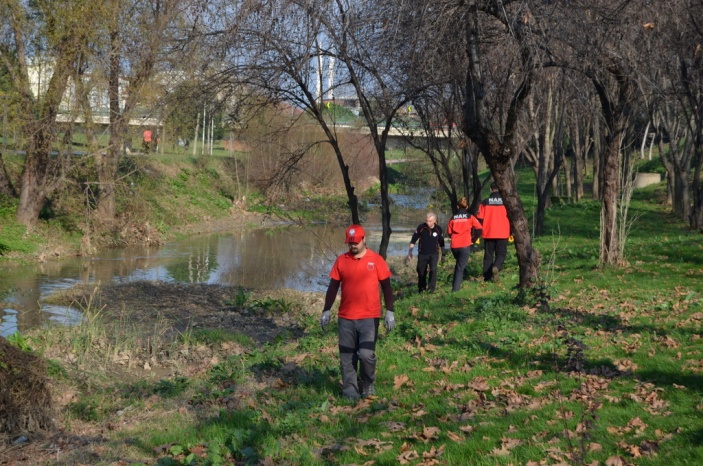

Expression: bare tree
xmin=459 ymin=0 xmax=543 ymax=287
xmin=521 ymin=74 xmax=566 ymax=236
xmin=638 ymin=0 xmax=703 ymax=229
xmin=405 ymin=71 xmax=484 ymax=215
xmin=556 ymin=0 xmax=646 ymax=265
xmin=566 ymin=94 xmax=596 ymax=203
xmin=318 ymin=0 xmax=436 ymax=257
xmin=0 ymin=0 xmax=99 ymax=227
xmin=211 ymin=0 xmax=364 ymax=224
xmin=685 ymin=0 xmax=703 ymax=230
xmin=95 ymin=0 xmax=187 ymax=222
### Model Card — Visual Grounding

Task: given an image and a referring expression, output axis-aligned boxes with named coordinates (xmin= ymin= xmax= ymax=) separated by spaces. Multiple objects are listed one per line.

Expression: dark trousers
xmin=451 ymin=246 xmax=472 ymax=292
xmin=338 ymin=318 xmax=379 ymax=398
xmin=416 ymin=252 xmax=439 ymax=292
xmin=483 ymin=239 xmax=508 ymax=281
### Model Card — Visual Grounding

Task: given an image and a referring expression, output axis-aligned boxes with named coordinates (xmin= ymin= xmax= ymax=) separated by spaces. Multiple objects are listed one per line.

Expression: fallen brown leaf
xmin=397 ymin=448 xmax=419 ymax=465
xmin=605 ymin=455 xmax=626 ymax=465
xmin=394 ymin=374 xmax=410 ymax=390
xmin=468 ymin=377 xmax=490 ymax=391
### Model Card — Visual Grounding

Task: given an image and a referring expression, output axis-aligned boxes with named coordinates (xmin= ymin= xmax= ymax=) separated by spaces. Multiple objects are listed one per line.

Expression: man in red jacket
xmin=320 ymin=225 xmax=395 ymax=400
xmin=477 ymin=183 xmax=511 ymax=282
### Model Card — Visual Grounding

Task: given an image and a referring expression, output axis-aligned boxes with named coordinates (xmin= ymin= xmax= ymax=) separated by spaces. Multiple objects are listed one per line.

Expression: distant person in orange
xmin=477 ymin=182 xmax=511 ymax=282
xmin=142 ymin=129 xmax=152 ymax=154
xmin=320 ymin=225 xmax=395 ymax=400
xmin=446 ymin=197 xmax=482 ymax=292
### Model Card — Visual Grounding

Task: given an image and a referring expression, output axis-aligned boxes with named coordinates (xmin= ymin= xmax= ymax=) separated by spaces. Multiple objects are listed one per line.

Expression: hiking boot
xmin=360 ymin=381 xmax=375 ymax=398
xmin=491 ymin=266 xmax=500 ymax=283
xmin=342 ymin=386 xmax=360 ymax=401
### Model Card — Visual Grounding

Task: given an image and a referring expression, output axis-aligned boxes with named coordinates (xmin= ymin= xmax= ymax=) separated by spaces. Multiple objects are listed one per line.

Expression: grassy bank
xmin=2 ymin=178 xmax=702 ymax=465
xmin=0 ymin=151 xmax=353 ymax=264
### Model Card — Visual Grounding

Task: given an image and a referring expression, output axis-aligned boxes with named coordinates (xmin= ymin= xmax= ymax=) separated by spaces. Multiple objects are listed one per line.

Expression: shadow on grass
xmin=247 ymin=361 xmax=340 ymax=394
xmin=546 ymin=306 xmax=700 ymax=340
xmin=635 ymin=370 xmax=703 ymax=392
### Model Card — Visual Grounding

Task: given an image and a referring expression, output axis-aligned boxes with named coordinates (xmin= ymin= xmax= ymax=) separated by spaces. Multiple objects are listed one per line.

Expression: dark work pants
xmin=338 ymin=318 xmax=379 ymax=398
xmin=416 ymin=253 xmax=439 ymax=292
xmin=451 ymin=246 xmax=472 ymax=292
xmin=483 ymin=239 xmax=508 ymax=281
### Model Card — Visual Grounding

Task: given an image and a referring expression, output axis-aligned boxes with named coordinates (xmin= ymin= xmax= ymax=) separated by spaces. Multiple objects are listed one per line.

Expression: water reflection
xmin=0 ymin=187 xmax=437 ymax=337
xmin=0 ymin=221 xmax=417 ymax=337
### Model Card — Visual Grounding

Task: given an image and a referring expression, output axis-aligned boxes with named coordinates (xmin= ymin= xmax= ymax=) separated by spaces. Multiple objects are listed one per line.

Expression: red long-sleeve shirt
xmin=478 ymin=193 xmax=511 ymax=239
xmin=447 ymin=209 xmax=482 ymax=248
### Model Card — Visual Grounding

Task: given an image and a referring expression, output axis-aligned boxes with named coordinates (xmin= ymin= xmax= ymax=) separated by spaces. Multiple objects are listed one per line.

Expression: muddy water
xmin=1 ymin=193 xmax=440 ymax=336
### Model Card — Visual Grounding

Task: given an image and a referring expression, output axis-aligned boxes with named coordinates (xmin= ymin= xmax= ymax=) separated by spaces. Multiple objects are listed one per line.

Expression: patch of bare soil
xmin=54 ymin=281 xmax=324 ymax=352
xmin=73 ymin=281 xmax=320 ymax=340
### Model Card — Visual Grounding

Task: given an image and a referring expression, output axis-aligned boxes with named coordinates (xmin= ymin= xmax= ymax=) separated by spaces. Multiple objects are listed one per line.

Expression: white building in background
xmin=27 ymin=59 xmax=162 ymax=128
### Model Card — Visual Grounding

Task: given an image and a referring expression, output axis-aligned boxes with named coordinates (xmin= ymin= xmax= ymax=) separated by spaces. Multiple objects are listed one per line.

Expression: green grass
xmin=7 ymin=146 xmax=703 ymax=464
xmin=94 ymin=178 xmax=699 ymax=466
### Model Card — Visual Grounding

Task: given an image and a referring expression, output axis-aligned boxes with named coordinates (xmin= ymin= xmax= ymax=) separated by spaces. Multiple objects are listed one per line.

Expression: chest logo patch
xmin=367 ymin=262 xmax=375 ymax=271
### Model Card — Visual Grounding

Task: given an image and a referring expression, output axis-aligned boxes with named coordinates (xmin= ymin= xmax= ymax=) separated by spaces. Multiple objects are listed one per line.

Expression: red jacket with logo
xmin=478 ymin=193 xmax=511 ymax=239
xmin=446 ymin=209 xmax=483 ymax=248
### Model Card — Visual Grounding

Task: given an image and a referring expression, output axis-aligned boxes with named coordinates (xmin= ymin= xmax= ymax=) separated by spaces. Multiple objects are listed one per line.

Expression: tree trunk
xmin=325 ymin=143 xmax=360 ymax=225
xmin=338 ymin=156 xmax=361 ymax=226
xmin=570 ymin=115 xmax=585 ymax=202
xmin=16 ymin=106 xmax=66 ymax=228
xmin=469 ymin=147 xmax=483 ymax=215
xmin=16 ymin=168 xmax=47 ymax=227
xmin=0 ymin=154 xmax=17 ymax=197
xmin=377 ymin=141 xmax=392 ymax=258
xmin=657 ymin=114 xmax=693 ymax=221
xmin=563 ymin=156 xmax=572 ymax=200
xmin=640 ymin=120 xmax=651 ymax=159
xmin=691 ymin=162 xmax=703 ymax=230
xmin=659 ymin=139 xmax=674 ymax=206
xmin=592 ymin=119 xmax=601 ymax=200
xmin=96 ymin=28 xmax=123 ymax=221
xmin=600 ymin=133 xmax=621 ymax=265
xmin=461 ymin=144 xmax=471 ymax=202
xmin=193 ymin=112 xmax=200 ymax=157
xmin=593 ymin=70 xmax=633 ymax=266
xmin=673 ymin=163 xmax=691 ymax=220
xmin=691 ymin=131 xmax=703 ymax=231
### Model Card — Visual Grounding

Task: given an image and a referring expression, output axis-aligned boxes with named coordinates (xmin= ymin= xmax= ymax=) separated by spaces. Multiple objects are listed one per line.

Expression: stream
xmin=1 ymin=191 xmax=439 ymax=336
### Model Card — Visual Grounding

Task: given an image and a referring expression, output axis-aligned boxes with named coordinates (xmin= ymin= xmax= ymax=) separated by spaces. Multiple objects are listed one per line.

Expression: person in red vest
xmin=446 ymin=197 xmax=482 ymax=291
xmin=320 ymin=225 xmax=395 ymax=400
xmin=477 ymin=183 xmax=511 ymax=282
xmin=142 ymin=129 xmax=152 ymax=154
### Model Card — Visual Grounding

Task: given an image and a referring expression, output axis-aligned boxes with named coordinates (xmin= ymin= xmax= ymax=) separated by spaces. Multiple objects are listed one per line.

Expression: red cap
xmin=345 ymin=224 xmax=365 ymax=243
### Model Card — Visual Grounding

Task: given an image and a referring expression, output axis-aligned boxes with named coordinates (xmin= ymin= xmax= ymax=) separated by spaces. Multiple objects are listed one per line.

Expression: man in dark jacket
xmin=407 ymin=212 xmax=445 ymax=293
xmin=477 ymin=183 xmax=511 ymax=282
